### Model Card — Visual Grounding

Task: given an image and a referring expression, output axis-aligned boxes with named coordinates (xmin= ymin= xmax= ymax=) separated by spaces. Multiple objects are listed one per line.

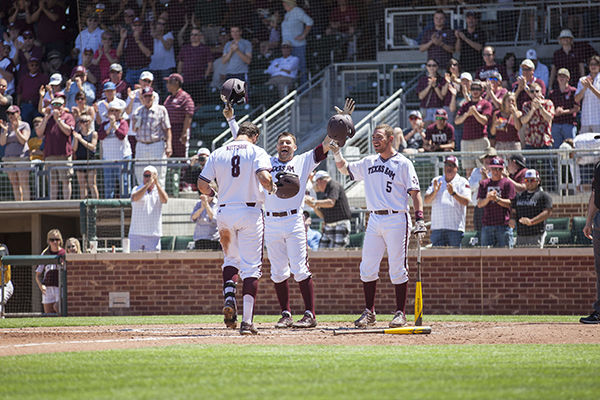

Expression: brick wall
xmin=66 ymin=248 xmax=597 ymax=316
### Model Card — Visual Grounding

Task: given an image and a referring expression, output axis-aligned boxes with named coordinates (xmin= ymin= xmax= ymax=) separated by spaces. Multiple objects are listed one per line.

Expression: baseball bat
xmin=333 ymin=326 xmax=432 ymax=335
xmin=414 ymin=235 xmax=423 ymax=326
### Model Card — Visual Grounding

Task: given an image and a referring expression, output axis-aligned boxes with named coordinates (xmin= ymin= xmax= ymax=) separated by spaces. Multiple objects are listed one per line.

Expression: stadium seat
xmin=174 ymin=236 xmax=195 ymax=250
xmin=545 ymin=217 xmax=570 ymax=232
xmin=193 ymin=104 xmax=224 ymax=123
xmin=200 ymin=121 xmax=228 ymax=137
xmin=572 ymin=216 xmax=592 ymax=245
xmin=161 ymin=236 xmax=174 ymax=251
xmin=461 ymin=231 xmax=479 ymax=248
xmin=348 ymin=232 xmax=365 ymax=248
xmin=544 ymin=231 xmax=573 ymax=247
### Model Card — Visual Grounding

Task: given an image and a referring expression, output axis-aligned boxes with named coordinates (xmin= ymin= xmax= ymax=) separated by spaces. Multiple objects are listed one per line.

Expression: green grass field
xmin=2 ymin=343 xmax=598 ymax=400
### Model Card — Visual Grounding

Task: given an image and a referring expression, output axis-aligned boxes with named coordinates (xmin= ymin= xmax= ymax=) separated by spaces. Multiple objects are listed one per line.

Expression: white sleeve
xmin=199 ymin=155 xmax=216 ymax=182
xmin=347 ymin=159 xmax=366 ymax=181
xmin=254 ymin=148 xmax=272 ymax=173
xmin=228 ymin=118 xmax=239 ymax=139
xmin=459 ymin=177 xmax=472 ymax=197
xmin=402 ymin=161 xmax=420 ymax=192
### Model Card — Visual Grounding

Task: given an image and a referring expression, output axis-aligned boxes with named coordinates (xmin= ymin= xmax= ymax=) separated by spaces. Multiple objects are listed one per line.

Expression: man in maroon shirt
xmin=419 ymin=9 xmax=455 ymax=69
xmin=424 ymin=108 xmax=455 ymax=152
xmin=477 ymin=156 xmax=516 ymax=247
xmin=16 ymin=30 xmax=43 ymax=79
xmin=506 ymin=154 xmax=527 ymax=193
xmin=102 ymin=63 xmax=128 ymax=101
xmin=36 ymin=94 xmax=75 ymax=200
xmin=512 ymin=59 xmax=546 ymax=110
xmin=163 ymin=73 xmax=195 ymax=158
xmin=177 ymin=28 xmax=213 ymax=106
xmin=549 ymin=29 xmax=585 ymax=89
xmin=476 ymin=46 xmax=508 ymax=87
xmin=549 ymin=68 xmax=579 ymax=149
xmin=28 ymin=0 xmax=67 ymax=55
xmin=455 ymin=80 xmax=492 ymax=175
xmin=16 ymin=57 xmax=48 ymax=123
xmin=117 ymin=17 xmax=153 ymax=86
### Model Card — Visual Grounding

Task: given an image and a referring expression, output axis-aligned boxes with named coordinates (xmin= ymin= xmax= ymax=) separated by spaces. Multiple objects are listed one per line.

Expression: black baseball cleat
xmin=580 ymin=311 xmax=600 ymax=324
xmin=223 ymin=299 xmax=237 ymax=329
xmin=292 ymin=311 xmax=317 ymax=328
xmin=239 ymin=321 xmax=259 ymax=335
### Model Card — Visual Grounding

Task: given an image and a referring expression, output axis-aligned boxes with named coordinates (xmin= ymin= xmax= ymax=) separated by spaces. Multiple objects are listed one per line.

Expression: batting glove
xmin=413 ymin=220 xmax=427 ymax=239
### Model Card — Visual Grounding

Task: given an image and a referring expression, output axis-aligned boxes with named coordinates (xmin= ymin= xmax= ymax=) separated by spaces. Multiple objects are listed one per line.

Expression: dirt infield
xmin=1 ymin=321 xmax=599 ymax=356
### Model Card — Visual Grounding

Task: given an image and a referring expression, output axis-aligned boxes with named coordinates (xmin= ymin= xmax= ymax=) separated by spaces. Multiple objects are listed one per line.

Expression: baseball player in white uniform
xmin=331 ymin=123 xmax=427 ymax=328
xmin=197 ymin=121 xmax=275 ymax=335
xmin=223 ymin=102 xmax=350 ymax=329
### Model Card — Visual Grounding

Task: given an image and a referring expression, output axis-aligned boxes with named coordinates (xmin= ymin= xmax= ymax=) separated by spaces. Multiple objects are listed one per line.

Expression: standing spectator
xmin=65 ymin=237 xmax=82 ymax=254
xmin=81 ymin=48 xmax=99 ymax=86
xmin=510 ymin=169 xmax=552 ymax=248
xmin=74 ymin=14 xmax=104 ymax=65
xmin=305 ymin=170 xmax=352 ymax=249
xmin=129 ymin=165 xmax=168 ymax=252
xmin=575 ymin=55 xmax=600 ymax=134
xmin=0 ymin=43 xmax=16 ymax=95
xmin=513 ymin=59 xmax=546 ymax=111
xmin=98 ymin=99 xmax=131 ymax=199
xmin=401 ymin=110 xmax=425 ymax=154
xmin=43 ymin=50 xmax=70 ymax=80
xmin=281 ymin=0 xmax=313 ymax=84
xmin=28 ymin=116 xmax=44 ymax=161
xmin=506 ymin=154 xmax=528 ymax=193
xmin=72 ymin=91 xmax=96 ymax=131
xmin=303 ymin=210 xmax=321 ymax=251
xmin=326 ymin=0 xmax=358 ymax=59
xmin=92 ymin=32 xmax=118 ymax=84
xmin=177 ymin=29 xmax=213 ymax=106
xmin=519 ymin=49 xmax=549 ymax=89
xmin=265 ymin=41 xmax=299 ymax=98
xmin=549 ymin=29 xmax=585 ymax=90
xmin=468 ymin=147 xmax=496 ymax=242
xmin=483 ymin=71 xmax=508 ymax=111
xmin=72 ymin=114 xmax=99 ymax=199
xmin=0 ymin=78 xmax=14 ymax=121
xmin=424 ymin=155 xmax=471 ymax=247
xmin=455 ymin=80 xmax=492 ymax=176
xmin=16 ymin=57 xmax=48 ymax=123
xmin=0 ymin=105 xmax=30 ymax=201
xmin=443 ymin=59 xmax=461 ymax=125
xmin=65 ymin=66 xmax=96 ymax=109
xmin=502 ymin=52 xmax=518 ymax=87
xmin=130 ymin=87 xmax=172 ymax=187
xmin=419 ymin=9 xmax=455 ymax=69
xmin=35 ymin=229 xmax=65 ymax=314
xmin=8 ymin=0 xmax=34 ymax=33
xmin=581 ymin=159 xmax=600 ymax=324
xmin=222 ymin=26 xmax=252 ymax=81
xmin=37 ymin=94 xmax=75 ymax=200
xmin=455 ymin=11 xmax=485 ymax=74
xmin=417 ymin=58 xmax=447 ymax=126
xmin=423 ymin=108 xmax=455 ymax=152
xmin=191 ymin=192 xmax=220 ymax=250
xmin=549 ymin=68 xmax=579 ymax=149
xmin=149 ymin=17 xmax=176 ymax=99
xmin=490 ymin=92 xmax=522 ymax=151
xmin=39 ymin=73 xmax=63 ymax=114
xmin=521 ymin=82 xmax=556 ymax=191
xmin=476 ymin=46 xmax=507 ymax=87
xmin=117 ymin=17 xmax=154 ymax=86
xmin=103 ymin=63 xmax=128 ymax=101
xmin=0 ymin=243 xmax=12 ymax=315
xmin=15 ymin=30 xmax=43 ymax=79
xmin=29 ymin=0 xmax=67 ymax=55
xmin=477 ymin=157 xmax=516 ymax=248
xmin=163 ymin=73 xmax=194 ymax=159
xmin=124 ymin=71 xmax=158 ymax=156
xmin=95 ymin=81 xmax=125 ymax=124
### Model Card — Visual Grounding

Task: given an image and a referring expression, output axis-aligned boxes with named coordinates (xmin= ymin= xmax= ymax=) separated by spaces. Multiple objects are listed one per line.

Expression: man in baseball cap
xmin=510 ymin=169 xmax=552 ymax=249
xmin=424 ymin=155 xmax=471 ymax=247
xmin=551 ymin=29 xmax=580 ymax=87
xmin=424 ymin=108 xmax=455 ymax=152
xmin=513 ymin=58 xmax=546 ymax=110
xmin=477 ymin=156 xmax=516 ymax=248
xmin=522 ymin=49 xmax=549 ymax=89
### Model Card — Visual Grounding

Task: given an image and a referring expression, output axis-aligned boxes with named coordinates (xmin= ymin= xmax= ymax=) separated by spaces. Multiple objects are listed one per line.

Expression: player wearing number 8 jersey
xmin=332 ymin=124 xmax=426 ymax=328
xmin=197 ymin=121 xmax=275 ymax=335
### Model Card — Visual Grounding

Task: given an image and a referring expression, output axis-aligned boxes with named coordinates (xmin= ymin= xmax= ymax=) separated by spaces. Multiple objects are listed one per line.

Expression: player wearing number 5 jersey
xmin=332 ymin=124 xmax=426 ymax=328
xmin=197 ymin=122 xmax=275 ymax=335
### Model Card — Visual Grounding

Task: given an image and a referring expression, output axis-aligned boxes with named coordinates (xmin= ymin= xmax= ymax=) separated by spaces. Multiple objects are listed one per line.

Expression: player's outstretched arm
xmin=330 ymin=140 xmax=349 ymax=175
xmin=257 ymin=170 xmax=277 ymax=194
xmin=223 ymin=104 xmax=239 ymax=138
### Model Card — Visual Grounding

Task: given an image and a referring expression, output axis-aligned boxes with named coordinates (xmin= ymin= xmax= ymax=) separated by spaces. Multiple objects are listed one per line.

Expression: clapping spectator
xmin=549 ymin=68 xmax=579 ymax=148
xmin=549 ymin=30 xmax=585 ymax=89
xmin=178 ymin=29 xmax=213 ymax=106
xmin=38 ymin=73 xmax=63 ymax=114
xmin=117 ymin=17 xmax=154 ymax=86
xmin=0 ymin=105 xmax=31 ymax=201
xmin=191 ymin=192 xmax=220 ymax=250
xmin=0 ymin=78 xmax=14 ymax=121
xmin=16 ymin=57 xmax=48 ymax=123
xmin=575 ymin=55 xmax=600 ymax=133
xmin=401 ymin=110 xmax=425 ymax=154
xmin=15 ymin=30 xmax=43 ymax=80
xmin=222 ymin=26 xmax=252 ymax=81
xmin=455 ymin=11 xmax=485 ymax=74
xmin=95 ymin=81 xmax=124 ymax=125
xmin=37 ymin=93 xmax=75 ymax=200
xmin=92 ymin=32 xmax=118 ymax=84
xmin=164 ymin=73 xmax=194 ymax=158
xmin=423 ymin=109 xmax=455 ymax=152
xmin=149 ymin=17 xmax=176 ymax=99
xmin=281 ymin=0 xmax=313 ymax=84
xmin=443 ymin=59 xmax=461 ymax=124
xmin=98 ymin=99 xmax=131 ymax=199
xmin=519 ymin=49 xmax=549 ymax=89
xmin=513 ymin=59 xmax=546 ymax=110
xmin=103 ymin=63 xmax=128 ymax=101
xmin=65 ymin=66 xmax=96 ymax=109
xmin=29 ymin=0 xmax=67 ymax=55
xmin=265 ymin=41 xmax=299 ymax=98
xmin=476 ymin=46 xmax=507 ymax=87
xmin=74 ymin=14 xmax=104 ymax=65
xmin=72 ymin=114 xmax=99 ymax=199
xmin=0 ymin=42 xmax=16 ymax=95
xmin=419 ymin=9 xmax=455 ymax=70
xmin=72 ymin=91 xmax=96 ymax=131
xmin=490 ymin=92 xmax=522 ymax=151
xmin=417 ymin=58 xmax=447 ymax=126
xmin=483 ymin=71 xmax=508 ymax=110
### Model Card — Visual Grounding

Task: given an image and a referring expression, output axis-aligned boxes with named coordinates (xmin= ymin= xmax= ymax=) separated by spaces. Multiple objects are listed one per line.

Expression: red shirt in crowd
xmin=178 ymin=44 xmax=213 ymax=83
xmin=457 ymin=98 xmax=492 ymax=140
xmin=416 ymin=75 xmax=445 ymax=109
xmin=552 ymin=47 xmax=583 ymax=87
xmin=94 ymin=48 xmax=118 ymax=82
xmin=522 ymin=99 xmax=555 ymax=148
xmin=123 ymin=33 xmax=153 ymax=69
xmin=164 ymin=89 xmax=195 ymax=158
xmin=43 ymin=110 xmax=75 ymax=157
xmin=478 ymin=177 xmax=515 ymax=226
xmin=17 ymin=71 xmax=49 ymax=103
xmin=492 ymin=110 xmax=520 ymax=143
xmin=420 ymin=27 xmax=455 ymax=69
xmin=424 ymin=123 xmax=454 ymax=149
xmin=548 ymin=85 xmax=577 ymax=125
xmin=35 ymin=3 xmax=66 ymax=44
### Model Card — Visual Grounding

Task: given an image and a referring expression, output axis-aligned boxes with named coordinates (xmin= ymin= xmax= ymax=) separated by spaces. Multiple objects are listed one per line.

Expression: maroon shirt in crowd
xmin=35 ymin=3 xmax=66 ymax=44
xmin=420 ymin=27 xmax=455 ymax=69
xmin=552 ymin=48 xmax=582 ymax=87
xmin=478 ymin=177 xmax=515 ymax=226
xmin=416 ymin=75 xmax=445 ymax=109
xmin=510 ymin=167 xmax=527 ymax=186
xmin=512 ymin=77 xmax=546 ymax=110
xmin=424 ymin=123 xmax=454 ymax=148
xmin=548 ymin=85 xmax=577 ymax=125
xmin=164 ymin=89 xmax=195 ymax=158
xmin=40 ymin=247 xmax=66 ymax=286
xmin=178 ymin=44 xmax=213 ymax=83
xmin=493 ymin=110 xmax=520 ymax=143
xmin=17 ymin=71 xmax=49 ymax=103
xmin=43 ymin=110 xmax=75 ymax=157
xmin=123 ymin=33 xmax=153 ymax=69
xmin=17 ymin=46 xmax=44 ymax=77
xmin=457 ymin=98 xmax=492 ymax=140
xmin=476 ymin=64 xmax=507 ymax=82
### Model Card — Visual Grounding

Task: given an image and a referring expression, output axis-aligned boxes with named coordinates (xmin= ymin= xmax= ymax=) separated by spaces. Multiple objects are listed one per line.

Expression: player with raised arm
xmin=223 ymin=97 xmax=355 ymax=329
xmin=330 ymin=123 xmax=426 ymax=328
xmin=197 ymin=120 xmax=275 ymax=335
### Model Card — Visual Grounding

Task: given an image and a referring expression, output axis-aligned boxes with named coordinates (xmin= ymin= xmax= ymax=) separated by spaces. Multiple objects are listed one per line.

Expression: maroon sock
xmin=298 ymin=277 xmax=315 ymax=316
xmin=274 ymin=280 xmax=290 ymax=312
xmin=222 ymin=266 xmax=239 ymax=284
xmin=242 ymin=277 xmax=259 ymax=298
xmin=394 ymin=282 xmax=408 ymax=313
xmin=363 ymin=280 xmax=377 ymax=312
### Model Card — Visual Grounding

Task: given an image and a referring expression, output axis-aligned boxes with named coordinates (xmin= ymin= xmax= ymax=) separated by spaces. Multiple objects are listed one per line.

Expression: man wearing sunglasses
xmin=423 ymin=108 xmax=455 ymax=152
xmin=510 ymin=169 xmax=552 ymax=249
xmin=513 ymin=59 xmax=546 ymax=111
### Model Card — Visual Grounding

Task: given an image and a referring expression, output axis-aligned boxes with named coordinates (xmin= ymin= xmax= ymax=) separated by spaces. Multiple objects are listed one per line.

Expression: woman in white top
xmin=0 ymin=105 xmax=30 ymax=201
xmin=149 ymin=17 xmax=176 ymax=99
xmin=575 ymin=55 xmax=600 ymax=133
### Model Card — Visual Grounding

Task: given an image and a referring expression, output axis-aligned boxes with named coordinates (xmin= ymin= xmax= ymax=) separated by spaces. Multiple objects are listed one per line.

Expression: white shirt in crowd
xmin=74 ymin=27 xmax=104 ymax=65
xmin=265 ymin=55 xmax=300 ymax=79
xmin=576 ymin=73 xmax=600 ymax=128
xmin=426 ymin=174 xmax=471 ymax=232
xmin=149 ymin=32 xmax=176 ymax=71
xmin=129 ymin=186 xmax=163 ymax=237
